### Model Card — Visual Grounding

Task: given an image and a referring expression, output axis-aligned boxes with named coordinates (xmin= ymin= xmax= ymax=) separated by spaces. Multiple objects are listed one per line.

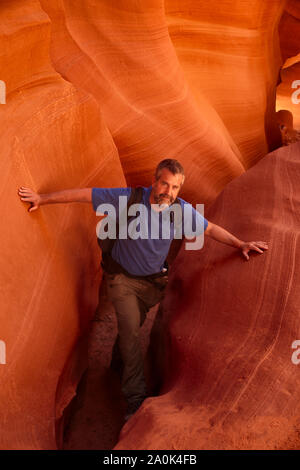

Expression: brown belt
xmin=101 ymin=253 xmax=168 ymax=281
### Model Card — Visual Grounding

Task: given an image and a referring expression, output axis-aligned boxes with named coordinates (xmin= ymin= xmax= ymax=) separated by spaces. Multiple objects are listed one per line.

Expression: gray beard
xmin=153 ymin=193 xmax=173 ymax=205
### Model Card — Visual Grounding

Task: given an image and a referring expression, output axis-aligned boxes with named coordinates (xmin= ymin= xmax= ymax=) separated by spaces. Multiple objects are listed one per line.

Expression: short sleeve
xmin=180 ymin=201 xmax=208 ymax=238
xmin=92 ymin=187 xmax=131 ymax=213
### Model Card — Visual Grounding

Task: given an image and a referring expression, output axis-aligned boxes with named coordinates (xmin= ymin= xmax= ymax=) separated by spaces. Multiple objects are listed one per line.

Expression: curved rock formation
xmin=37 ymin=0 xmax=237 ymax=205
xmin=278 ymin=0 xmax=300 ymax=63
xmin=277 ymin=1 xmax=300 ymax=132
xmin=165 ymin=0 xmax=284 ymax=163
xmin=0 ymin=0 xmax=124 ymax=450
xmin=116 ymin=142 xmax=300 ymax=450
xmin=39 ymin=0 xmax=285 ymax=205
xmin=1 ymin=0 xmax=297 ymax=450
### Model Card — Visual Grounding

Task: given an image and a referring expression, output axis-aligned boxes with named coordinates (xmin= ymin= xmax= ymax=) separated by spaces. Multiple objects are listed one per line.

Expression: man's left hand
xmin=239 ymin=241 xmax=269 ymax=261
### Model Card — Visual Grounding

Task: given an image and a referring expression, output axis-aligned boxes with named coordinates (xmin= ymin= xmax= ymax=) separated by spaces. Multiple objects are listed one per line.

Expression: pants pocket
xmin=151 ymin=276 xmax=168 ymax=291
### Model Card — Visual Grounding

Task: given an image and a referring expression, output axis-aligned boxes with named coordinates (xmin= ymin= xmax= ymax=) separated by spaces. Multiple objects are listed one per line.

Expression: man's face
xmin=151 ymin=168 xmax=184 ymax=207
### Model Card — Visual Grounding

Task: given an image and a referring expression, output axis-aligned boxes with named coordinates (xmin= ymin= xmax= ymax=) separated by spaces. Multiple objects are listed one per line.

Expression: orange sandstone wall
xmin=37 ymin=0 xmax=240 ymax=205
xmin=0 ymin=0 xmax=124 ymax=449
xmin=39 ymin=0 xmax=285 ymax=205
xmin=116 ymin=143 xmax=300 ymax=450
xmin=279 ymin=0 xmax=300 ymax=62
xmin=277 ymin=61 xmax=300 ymax=130
xmin=165 ymin=0 xmax=285 ymax=163
xmin=277 ymin=0 xmax=300 ymax=130
xmin=0 ymin=0 xmax=294 ymax=449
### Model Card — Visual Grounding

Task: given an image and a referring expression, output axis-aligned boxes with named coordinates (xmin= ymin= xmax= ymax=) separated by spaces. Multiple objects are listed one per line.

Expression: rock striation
xmin=40 ymin=0 xmax=287 ymax=205
xmin=116 ymin=142 xmax=300 ymax=450
xmin=0 ymin=0 xmax=124 ymax=449
xmin=0 ymin=0 xmax=298 ymax=450
xmin=277 ymin=0 xmax=300 ymax=131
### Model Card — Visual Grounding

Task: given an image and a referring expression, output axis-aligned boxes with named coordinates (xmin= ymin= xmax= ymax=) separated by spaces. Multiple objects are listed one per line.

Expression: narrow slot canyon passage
xmin=276 ymin=3 xmax=300 ymax=145
xmin=62 ymin=278 xmax=161 ymax=450
xmin=276 ymin=54 xmax=300 ymax=145
xmin=3 ymin=0 xmax=300 ymax=451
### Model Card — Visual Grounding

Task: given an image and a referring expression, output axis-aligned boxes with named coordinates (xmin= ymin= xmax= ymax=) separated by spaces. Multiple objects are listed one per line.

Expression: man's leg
xmin=116 ymin=296 xmax=148 ymax=403
xmin=110 ymin=295 xmax=149 ymax=376
xmin=105 ymin=273 xmax=167 ymax=421
xmin=105 ymin=273 xmax=147 ymax=404
xmin=137 ymin=278 xmax=167 ymax=312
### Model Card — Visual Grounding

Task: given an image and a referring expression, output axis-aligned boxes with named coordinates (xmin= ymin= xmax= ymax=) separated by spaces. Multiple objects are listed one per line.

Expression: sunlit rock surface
xmin=0 ymin=0 xmax=124 ymax=450
xmin=279 ymin=0 xmax=300 ymax=62
xmin=116 ymin=142 xmax=300 ymax=450
xmin=165 ymin=0 xmax=284 ymax=165
xmin=40 ymin=0 xmax=286 ymax=205
xmin=277 ymin=0 xmax=300 ymax=131
xmin=1 ymin=0 xmax=298 ymax=450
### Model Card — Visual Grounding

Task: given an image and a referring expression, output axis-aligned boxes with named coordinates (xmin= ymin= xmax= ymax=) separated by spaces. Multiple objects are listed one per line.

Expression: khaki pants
xmin=105 ymin=272 xmax=167 ymax=404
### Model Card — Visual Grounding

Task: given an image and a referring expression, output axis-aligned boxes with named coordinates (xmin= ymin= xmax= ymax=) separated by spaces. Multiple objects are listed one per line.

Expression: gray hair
xmin=155 ymin=159 xmax=185 ymax=185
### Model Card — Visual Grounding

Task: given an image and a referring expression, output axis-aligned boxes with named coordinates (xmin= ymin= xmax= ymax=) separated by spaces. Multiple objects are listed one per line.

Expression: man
xmin=18 ymin=159 xmax=268 ymax=421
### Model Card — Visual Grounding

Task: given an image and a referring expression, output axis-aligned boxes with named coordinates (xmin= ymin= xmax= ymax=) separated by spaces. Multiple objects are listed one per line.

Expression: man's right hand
xmin=18 ymin=187 xmax=41 ymax=212
xmin=18 ymin=187 xmax=92 ymax=209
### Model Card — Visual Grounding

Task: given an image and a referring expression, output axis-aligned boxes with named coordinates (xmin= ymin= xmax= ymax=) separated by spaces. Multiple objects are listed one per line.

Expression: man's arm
xmin=18 ymin=187 xmax=92 ymax=212
xmin=205 ymin=221 xmax=268 ymax=260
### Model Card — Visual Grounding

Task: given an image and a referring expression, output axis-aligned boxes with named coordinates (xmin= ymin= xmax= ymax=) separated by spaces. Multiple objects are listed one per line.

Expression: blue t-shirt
xmin=92 ymin=185 xmax=208 ymax=276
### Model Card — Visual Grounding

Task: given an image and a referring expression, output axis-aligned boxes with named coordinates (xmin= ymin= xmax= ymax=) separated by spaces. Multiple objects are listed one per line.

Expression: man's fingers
xmin=18 ymin=187 xmax=34 ymax=192
xmin=241 ymin=241 xmax=268 ymax=260
xmin=28 ymin=205 xmax=38 ymax=212
xmin=252 ymin=245 xmax=264 ymax=253
xmin=19 ymin=189 xmax=32 ymax=194
xmin=256 ymin=241 xmax=268 ymax=249
xmin=19 ymin=187 xmax=35 ymax=202
xmin=251 ymin=241 xmax=269 ymax=252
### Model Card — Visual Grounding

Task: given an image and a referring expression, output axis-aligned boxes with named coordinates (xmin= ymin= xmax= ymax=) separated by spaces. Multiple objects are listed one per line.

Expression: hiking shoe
xmin=124 ymin=398 xmax=145 ymax=422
